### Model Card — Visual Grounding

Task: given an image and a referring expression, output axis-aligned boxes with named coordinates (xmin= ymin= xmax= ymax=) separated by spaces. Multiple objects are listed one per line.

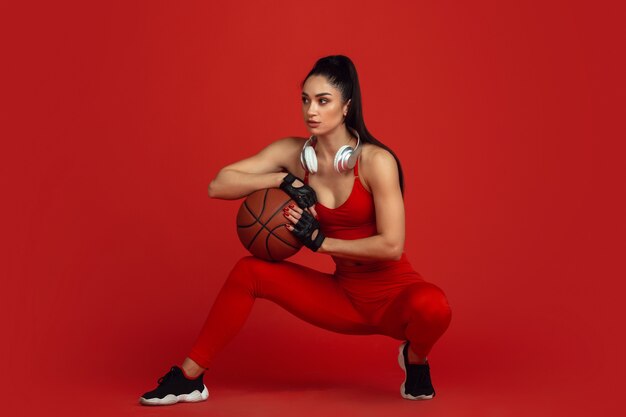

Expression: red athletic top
xmin=304 ymin=157 xmax=414 ymax=270
xmin=304 ymin=159 xmax=377 ymax=240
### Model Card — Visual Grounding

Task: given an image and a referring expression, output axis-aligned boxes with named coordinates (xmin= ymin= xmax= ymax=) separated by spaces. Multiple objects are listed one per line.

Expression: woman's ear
xmin=343 ymin=99 xmax=351 ymax=116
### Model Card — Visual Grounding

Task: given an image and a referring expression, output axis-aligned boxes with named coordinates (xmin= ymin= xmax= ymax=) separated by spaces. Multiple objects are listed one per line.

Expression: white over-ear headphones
xmin=300 ymin=126 xmax=362 ymax=174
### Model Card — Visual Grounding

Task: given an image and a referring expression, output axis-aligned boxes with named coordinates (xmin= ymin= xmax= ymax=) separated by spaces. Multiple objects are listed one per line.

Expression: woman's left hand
xmin=283 ymin=204 xmax=325 ymax=251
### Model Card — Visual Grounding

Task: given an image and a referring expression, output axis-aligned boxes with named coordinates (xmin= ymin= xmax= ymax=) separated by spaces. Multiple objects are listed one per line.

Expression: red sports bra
xmin=304 ymin=159 xmax=377 ymax=240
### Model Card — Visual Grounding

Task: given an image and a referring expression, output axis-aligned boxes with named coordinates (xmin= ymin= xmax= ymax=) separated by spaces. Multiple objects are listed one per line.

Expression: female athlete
xmin=139 ymin=55 xmax=452 ymax=405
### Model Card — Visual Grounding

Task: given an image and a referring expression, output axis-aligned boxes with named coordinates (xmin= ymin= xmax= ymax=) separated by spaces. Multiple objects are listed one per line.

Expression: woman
xmin=139 ymin=55 xmax=452 ymax=405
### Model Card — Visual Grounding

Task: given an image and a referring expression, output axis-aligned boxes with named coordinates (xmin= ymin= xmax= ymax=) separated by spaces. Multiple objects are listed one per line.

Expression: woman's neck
xmin=313 ymin=124 xmax=356 ymax=159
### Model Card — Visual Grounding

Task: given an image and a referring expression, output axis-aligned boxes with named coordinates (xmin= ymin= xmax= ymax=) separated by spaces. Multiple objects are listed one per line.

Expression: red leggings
xmin=189 ymin=256 xmax=452 ymax=369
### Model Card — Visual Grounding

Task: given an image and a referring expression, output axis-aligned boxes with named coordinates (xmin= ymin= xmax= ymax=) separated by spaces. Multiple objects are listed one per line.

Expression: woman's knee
xmin=405 ymin=283 xmax=452 ymax=324
xmin=231 ymin=256 xmax=264 ymax=273
xmin=226 ymin=256 xmax=283 ymax=292
xmin=225 ymin=256 xmax=265 ymax=288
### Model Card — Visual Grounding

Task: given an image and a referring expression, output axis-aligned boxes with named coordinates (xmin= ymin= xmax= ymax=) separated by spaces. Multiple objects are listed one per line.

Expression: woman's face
xmin=301 ymin=75 xmax=350 ymax=136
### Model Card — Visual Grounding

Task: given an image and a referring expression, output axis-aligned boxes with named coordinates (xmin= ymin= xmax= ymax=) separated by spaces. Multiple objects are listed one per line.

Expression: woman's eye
xmin=301 ymin=97 xmax=328 ymax=104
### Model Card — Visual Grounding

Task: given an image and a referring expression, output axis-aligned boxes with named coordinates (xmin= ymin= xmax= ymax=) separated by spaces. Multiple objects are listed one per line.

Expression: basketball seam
xmin=244 ymin=189 xmax=270 ymax=249
xmin=265 ymin=223 xmax=301 ymax=261
xmin=240 ymin=191 xmax=297 ymax=255
xmin=238 ymin=201 xmax=259 ymax=228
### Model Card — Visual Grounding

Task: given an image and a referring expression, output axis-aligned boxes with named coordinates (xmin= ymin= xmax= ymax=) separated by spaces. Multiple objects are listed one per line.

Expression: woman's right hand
xmin=279 ymin=172 xmax=318 ymax=218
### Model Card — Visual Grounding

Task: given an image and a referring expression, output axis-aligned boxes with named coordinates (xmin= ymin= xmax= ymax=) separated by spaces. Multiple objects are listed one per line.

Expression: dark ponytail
xmin=301 ymin=55 xmax=405 ymax=194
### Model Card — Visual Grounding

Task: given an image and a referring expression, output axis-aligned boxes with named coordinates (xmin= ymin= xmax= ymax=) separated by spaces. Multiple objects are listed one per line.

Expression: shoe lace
xmin=157 ymin=366 xmax=177 ymax=385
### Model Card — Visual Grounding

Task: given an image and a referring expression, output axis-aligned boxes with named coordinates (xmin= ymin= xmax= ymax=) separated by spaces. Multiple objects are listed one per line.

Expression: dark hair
xmin=301 ymin=55 xmax=405 ymax=194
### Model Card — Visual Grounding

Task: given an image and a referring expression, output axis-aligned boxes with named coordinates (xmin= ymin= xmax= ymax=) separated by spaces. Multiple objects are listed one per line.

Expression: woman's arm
xmin=320 ymin=234 xmax=403 ymax=261
xmin=209 ymin=171 xmax=286 ymax=200
xmin=208 ymin=138 xmax=301 ymax=200
xmin=318 ymin=149 xmax=405 ymax=261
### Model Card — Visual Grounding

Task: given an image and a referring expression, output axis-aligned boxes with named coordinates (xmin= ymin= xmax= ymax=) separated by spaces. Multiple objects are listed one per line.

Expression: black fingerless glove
xmin=279 ymin=173 xmax=318 ymax=209
xmin=291 ymin=210 xmax=326 ymax=252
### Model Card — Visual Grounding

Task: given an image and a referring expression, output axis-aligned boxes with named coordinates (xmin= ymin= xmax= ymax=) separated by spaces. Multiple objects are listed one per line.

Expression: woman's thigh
xmin=232 ymin=256 xmax=376 ymax=335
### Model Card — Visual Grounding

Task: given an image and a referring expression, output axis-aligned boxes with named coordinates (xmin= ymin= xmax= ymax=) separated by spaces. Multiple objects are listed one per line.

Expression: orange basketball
xmin=236 ymin=188 xmax=303 ymax=261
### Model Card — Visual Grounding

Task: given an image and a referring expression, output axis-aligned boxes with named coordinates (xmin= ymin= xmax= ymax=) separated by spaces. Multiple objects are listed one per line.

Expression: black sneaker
xmin=139 ymin=365 xmax=209 ymax=406
xmin=397 ymin=341 xmax=436 ymax=400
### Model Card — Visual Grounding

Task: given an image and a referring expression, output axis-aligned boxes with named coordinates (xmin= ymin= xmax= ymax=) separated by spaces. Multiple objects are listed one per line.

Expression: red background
xmin=2 ymin=1 xmax=624 ymax=416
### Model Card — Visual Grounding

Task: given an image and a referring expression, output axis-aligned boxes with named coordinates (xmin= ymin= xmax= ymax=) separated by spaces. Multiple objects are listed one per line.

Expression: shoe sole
xmin=139 ymin=385 xmax=209 ymax=406
xmin=398 ymin=342 xmax=434 ymax=401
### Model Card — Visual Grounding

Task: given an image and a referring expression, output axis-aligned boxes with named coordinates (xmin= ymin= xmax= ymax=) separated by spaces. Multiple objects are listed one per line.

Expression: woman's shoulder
xmin=359 ymin=143 xmax=397 ymax=169
xmin=268 ymin=136 xmax=307 ymax=150
xmin=259 ymin=137 xmax=307 ymax=174
xmin=258 ymin=136 xmax=307 ymax=157
xmin=358 ymin=143 xmax=399 ymax=189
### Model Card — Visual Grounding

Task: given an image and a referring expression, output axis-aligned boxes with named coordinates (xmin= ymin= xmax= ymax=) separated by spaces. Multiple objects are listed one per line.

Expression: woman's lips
xmin=307 ymin=121 xmax=320 ymax=127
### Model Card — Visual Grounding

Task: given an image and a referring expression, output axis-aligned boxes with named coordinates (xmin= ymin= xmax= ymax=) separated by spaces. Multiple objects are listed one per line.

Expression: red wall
xmin=2 ymin=1 xmax=624 ymax=415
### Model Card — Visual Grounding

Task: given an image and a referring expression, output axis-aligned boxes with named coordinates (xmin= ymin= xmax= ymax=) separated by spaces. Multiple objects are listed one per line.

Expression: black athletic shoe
xmin=139 ymin=365 xmax=209 ymax=406
xmin=397 ymin=341 xmax=436 ymax=400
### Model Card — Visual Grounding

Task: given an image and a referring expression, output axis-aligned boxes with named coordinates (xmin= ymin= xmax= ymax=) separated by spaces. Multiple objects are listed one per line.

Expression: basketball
xmin=236 ymin=188 xmax=303 ymax=261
